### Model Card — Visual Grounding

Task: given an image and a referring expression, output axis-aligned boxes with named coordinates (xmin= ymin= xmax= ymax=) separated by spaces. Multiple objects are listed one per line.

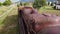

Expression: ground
xmin=0 ymin=5 xmax=60 ymax=34
xmin=0 ymin=5 xmax=19 ymax=34
xmin=39 ymin=6 xmax=60 ymax=16
xmin=0 ymin=6 xmax=8 ymax=15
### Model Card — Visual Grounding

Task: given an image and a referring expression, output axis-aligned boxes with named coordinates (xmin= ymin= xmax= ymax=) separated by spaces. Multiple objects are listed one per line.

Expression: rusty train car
xmin=18 ymin=6 xmax=60 ymax=34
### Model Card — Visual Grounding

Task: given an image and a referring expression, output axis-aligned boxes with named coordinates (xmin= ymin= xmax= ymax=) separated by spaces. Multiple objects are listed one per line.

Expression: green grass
xmin=0 ymin=6 xmax=9 ymax=15
xmin=0 ymin=12 xmax=3 ymax=15
xmin=39 ymin=6 xmax=60 ymax=16
xmin=0 ymin=6 xmax=19 ymax=34
xmin=0 ymin=7 xmax=13 ymax=24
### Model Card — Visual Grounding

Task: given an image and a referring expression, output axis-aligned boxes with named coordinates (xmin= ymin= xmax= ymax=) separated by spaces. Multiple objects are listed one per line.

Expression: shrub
xmin=0 ymin=2 xmax=2 ymax=6
xmin=3 ymin=0 xmax=11 ymax=6
xmin=33 ymin=0 xmax=46 ymax=9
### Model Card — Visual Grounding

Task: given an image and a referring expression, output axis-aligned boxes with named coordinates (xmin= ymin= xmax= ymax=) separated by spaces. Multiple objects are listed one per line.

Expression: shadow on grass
xmin=0 ymin=15 xmax=19 ymax=34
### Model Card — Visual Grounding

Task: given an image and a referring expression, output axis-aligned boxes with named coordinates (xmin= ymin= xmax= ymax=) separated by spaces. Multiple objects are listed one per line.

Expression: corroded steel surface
xmin=18 ymin=6 xmax=60 ymax=34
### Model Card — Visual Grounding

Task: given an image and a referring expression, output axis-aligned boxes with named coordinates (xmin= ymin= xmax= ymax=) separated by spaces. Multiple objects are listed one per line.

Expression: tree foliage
xmin=33 ymin=0 xmax=46 ymax=9
xmin=19 ymin=2 xmax=29 ymax=6
xmin=0 ymin=2 xmax=2 ymax=6
xmin=20 ymin=2 xmax=22 ymax=6
xmin=3 ymin=0 xmax=11 ymax=6
xmin=24 ymin=2 xmax=29 ymax=6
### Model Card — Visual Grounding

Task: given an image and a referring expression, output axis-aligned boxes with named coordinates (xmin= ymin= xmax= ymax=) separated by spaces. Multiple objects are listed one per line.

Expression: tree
xmin=48 ymin=2 xmax=50 ymax=5
xmin=24 ymin=2 xmax=29 ymax=6
xmin=51 ymin=2 xmax=53 ymax=6
xmin=3 ymin=0 xmax=11 ymax=6
xmin=33 ymin=0 xmax=46 ymax=9
xmin=20 ymin=2 xmax=22 ymax=6
xmin=0 ymin=2 xmax=2 ymax=6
